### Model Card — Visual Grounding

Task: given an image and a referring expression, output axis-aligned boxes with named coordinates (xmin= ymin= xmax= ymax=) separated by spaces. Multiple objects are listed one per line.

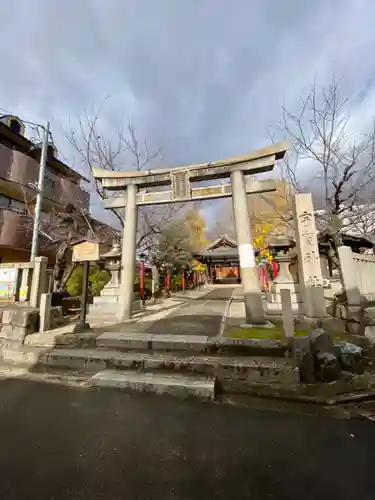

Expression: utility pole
xmin=30 ymin=121 xmax=50 ymax=261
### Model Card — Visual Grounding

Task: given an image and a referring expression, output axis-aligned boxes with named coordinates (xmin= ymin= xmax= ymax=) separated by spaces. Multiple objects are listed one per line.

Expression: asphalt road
xmin=0 ymin=378 xmax=374 ymax=500
xmin=144 ymin=286 xmax=234 ymax=336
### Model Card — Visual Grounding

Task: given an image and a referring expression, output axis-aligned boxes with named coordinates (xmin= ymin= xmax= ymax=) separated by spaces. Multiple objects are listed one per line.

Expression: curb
xmin=218 ymin=291 xmax=234 ymax=338
xmin=224 ymin=383 xmax=375 ymax=406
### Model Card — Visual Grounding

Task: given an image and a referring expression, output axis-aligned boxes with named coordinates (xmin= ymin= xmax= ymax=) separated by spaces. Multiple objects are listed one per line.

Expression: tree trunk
xmin=53 ymin=242 xmax=70 ymax=292
xmin=325 ymin=214 xmax=345 ymax=288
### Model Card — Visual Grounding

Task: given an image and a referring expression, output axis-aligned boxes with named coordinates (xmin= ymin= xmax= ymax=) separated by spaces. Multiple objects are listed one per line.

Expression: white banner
xmin=0 ymin=268 xmax=16 ymax=283
xmin=238 ymin=244 xmax=256 ymax=268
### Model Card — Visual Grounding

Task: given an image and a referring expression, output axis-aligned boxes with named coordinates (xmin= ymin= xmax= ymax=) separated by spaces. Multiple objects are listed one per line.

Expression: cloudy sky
xmin=1 ymin=0 xmax=375 ymax=225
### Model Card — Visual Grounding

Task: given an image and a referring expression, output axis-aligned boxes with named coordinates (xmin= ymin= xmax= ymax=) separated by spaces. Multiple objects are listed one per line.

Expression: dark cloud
xmin=1 ymin=0 xmax=375 ymax=224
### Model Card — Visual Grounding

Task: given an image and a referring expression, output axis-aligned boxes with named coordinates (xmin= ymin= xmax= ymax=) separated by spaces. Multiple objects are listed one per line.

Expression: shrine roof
xmin=205 ymin=234 xmax=237 ymax=251
xmin=194 ymin=247 xmax=239 ymax=259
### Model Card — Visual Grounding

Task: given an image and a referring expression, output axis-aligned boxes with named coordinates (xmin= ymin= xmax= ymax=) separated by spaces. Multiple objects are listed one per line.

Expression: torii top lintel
xmin=93 ymin=141 xmax=288 ymax=190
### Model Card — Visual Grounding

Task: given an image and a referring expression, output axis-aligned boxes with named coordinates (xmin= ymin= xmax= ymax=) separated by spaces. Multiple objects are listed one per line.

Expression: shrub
xmin=66 ymin=264 xmax=111 ymax=297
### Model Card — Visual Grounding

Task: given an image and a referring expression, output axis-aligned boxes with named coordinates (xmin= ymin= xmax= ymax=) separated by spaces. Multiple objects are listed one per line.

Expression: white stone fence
xmin=338 ymin=246 xmax=375 ymax=305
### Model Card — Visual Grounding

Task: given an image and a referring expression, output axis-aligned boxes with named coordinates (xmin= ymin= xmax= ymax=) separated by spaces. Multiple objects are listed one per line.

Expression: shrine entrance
xmin=193 ymin=235 xmax=240 ymax=284
xmin=93 ymin=142 xmax=288 ymax=324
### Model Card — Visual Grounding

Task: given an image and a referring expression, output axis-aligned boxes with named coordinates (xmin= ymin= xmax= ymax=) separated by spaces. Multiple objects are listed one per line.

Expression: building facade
xmin=0 ymin=115 xmax=116 ymax=263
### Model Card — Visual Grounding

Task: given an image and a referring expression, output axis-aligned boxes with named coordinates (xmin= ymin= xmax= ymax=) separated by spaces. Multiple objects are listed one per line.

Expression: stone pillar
xmin=231 ymin=170 xmax=265 ymax=324
xmin=118 ymin=183 xmax=138 ymax=321
xmin=30 ymin=257 xmax=48 ymax=308
xmin=293 ymin=193 xmax=325 ymax=318
xmin=273 ymin=254 xmax=294 ymax=284
xmin=39 ymin=292 xmax=52 ymax=332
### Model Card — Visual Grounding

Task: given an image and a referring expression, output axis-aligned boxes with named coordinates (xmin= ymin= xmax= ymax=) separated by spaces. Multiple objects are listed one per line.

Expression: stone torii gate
xmin=93 ymin=142 xmax=288 ymax=324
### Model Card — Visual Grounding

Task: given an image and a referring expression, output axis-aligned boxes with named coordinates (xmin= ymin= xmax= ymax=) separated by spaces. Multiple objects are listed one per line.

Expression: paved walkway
xmin=25 ymin=286 xmax=236 ymax=347
xmin=142 ymin=286 xmax=235 ymax=336
xmin=86 ymin=285 xmax=235 ymax=337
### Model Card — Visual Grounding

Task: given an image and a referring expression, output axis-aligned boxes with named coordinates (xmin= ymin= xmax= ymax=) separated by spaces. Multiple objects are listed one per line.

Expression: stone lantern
xmin=93 ymin=240 xmax=122 ymax=307
xmin=265 ymin=235 xmax=303 ymax=315
xmin=268 ymin=236 xmax=295 ymax=286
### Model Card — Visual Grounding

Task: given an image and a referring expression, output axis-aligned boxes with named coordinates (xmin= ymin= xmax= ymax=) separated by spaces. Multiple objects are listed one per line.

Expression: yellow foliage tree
xmin=253 ymin=223 xmax=273 ymax=263
xmin=184 ymin=207 xmax=208 ymax=251
xmin=249 ymin=180 xmax=294 ymax=261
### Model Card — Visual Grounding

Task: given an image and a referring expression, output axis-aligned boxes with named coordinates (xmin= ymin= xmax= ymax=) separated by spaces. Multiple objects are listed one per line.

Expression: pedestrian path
xmin=142 ymin=286 xmax=235 ymax=337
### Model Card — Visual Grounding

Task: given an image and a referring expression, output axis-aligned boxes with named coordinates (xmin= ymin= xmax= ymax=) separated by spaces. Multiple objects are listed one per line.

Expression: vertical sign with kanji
xmin=293 ymin=193 xmax=324 ymax=317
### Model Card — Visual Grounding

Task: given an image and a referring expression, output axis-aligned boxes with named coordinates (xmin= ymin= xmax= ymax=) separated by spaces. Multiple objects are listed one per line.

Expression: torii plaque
xmin=93 ymin=141 xmax=288 ymax=323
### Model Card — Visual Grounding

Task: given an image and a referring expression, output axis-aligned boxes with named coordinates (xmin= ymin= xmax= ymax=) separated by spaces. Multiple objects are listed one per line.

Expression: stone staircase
xmin=0 ymin=333 xmax=299 ymax=401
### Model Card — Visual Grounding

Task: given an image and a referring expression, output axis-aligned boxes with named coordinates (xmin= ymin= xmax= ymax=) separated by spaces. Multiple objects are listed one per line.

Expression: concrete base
xmin=265 ymin=301 xmax=304 ymax=315
xmin=90 ymin=370 xmax=216 ymax=400
xmin=266 ymin=291 xmax=301 ymax=303
xmin=240 ymin=321 xmax=275 ymax=329
xmin=71 ymin=322 xmax=92 ymax=334
xmin=93 ymin=294 xmax=120 ymax=305
xmin=88 ymin=301 xmax=141 ymax=318
xmin=270 ymin=281 xmax=300 ymax=294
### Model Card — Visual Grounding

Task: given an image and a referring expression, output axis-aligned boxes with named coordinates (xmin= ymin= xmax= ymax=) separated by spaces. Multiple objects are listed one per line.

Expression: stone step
xmin=89 ymin=370 xmax=215 ymax=400
xmin=96 ymin=333 xmax=211 ymax=352
xmin=0 ymin=346 xmax=299 ymax=386
xmin=95 ymin=332 xmax=287 ymax=357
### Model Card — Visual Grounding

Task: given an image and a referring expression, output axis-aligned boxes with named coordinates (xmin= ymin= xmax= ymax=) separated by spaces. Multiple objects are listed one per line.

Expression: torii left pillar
xmin=231 ymin=170 xmax=265 ymax=325
xmin=118 ymin=183 xmax=138 ymax=321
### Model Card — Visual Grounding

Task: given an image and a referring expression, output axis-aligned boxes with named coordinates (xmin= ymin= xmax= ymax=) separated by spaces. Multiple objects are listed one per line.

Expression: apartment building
xmin=0 ymin=114 xmax=116 ymax=263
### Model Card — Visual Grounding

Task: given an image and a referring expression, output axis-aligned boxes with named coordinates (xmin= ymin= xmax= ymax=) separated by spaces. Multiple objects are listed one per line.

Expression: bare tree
xmin=154 ymin=222 xmax=193 ymax=268
xmin=277 ymin=77 xmax=375 ymax=268
xmin=67 ymin=112 xmax=184 ymax=256
xmin=19 ymin=184 xmax=114 ymax=292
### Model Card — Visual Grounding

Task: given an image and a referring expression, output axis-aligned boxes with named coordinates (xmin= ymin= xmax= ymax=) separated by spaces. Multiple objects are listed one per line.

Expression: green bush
xmin=66 ymin=264 xmax=111 ymax=297
xmin=171 ymin=274 xmax=182 ymax=291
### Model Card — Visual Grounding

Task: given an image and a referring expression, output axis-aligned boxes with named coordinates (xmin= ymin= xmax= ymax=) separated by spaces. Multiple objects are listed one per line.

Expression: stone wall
xmin=0 ymin=304 xmax=64 ymax=345
xmin=0 ymin=307 xmax=39 ymax=343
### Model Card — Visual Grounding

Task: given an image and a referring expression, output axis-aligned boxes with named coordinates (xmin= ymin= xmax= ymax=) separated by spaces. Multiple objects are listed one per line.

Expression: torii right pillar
xmin=231 ymin=170 xmax=265 ymax=325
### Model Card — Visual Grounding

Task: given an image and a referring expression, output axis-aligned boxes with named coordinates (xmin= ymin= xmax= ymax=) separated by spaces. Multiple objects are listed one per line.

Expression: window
xmin=44 ymin=177 xmax=55 ymax=191
xmin=10 ymin=199 xmax=26 ymax=213
xmin=9 ymin=119 xmax=21 ymax=135
xmin=44 ymin=168 xmax=56 ymax=192
xmin=0 ymin=195 xmax=26 ymax=213
xmin=0 ymin=195 xmax=10 ymax=209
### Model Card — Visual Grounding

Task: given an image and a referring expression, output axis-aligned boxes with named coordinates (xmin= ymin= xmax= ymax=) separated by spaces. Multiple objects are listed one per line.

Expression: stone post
xmin=293 ymin=193 xmax=325 ymax=318
xmin=231 ymin=170 xmax=265 ymax=324
xmin=30 ymin=256 xmax=48 ymax=308
xmin=39 ymin=292 xmax=52 ymax=333
xmin=280 ymin=289 xmax=294 ymax=338
xmin=118 ymin=183 xmax=138 ymax=321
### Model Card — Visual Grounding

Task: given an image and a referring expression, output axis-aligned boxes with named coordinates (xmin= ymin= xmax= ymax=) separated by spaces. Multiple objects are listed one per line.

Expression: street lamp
xmin=30 ymin=120 xmax=50 ymax=261
xmin=139 ymin=253 xmax=146 ymax=306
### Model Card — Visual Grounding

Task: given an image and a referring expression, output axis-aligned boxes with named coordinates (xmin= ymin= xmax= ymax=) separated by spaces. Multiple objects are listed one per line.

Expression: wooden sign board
xmin=72 ymin=241 xmax=100 ymax=263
